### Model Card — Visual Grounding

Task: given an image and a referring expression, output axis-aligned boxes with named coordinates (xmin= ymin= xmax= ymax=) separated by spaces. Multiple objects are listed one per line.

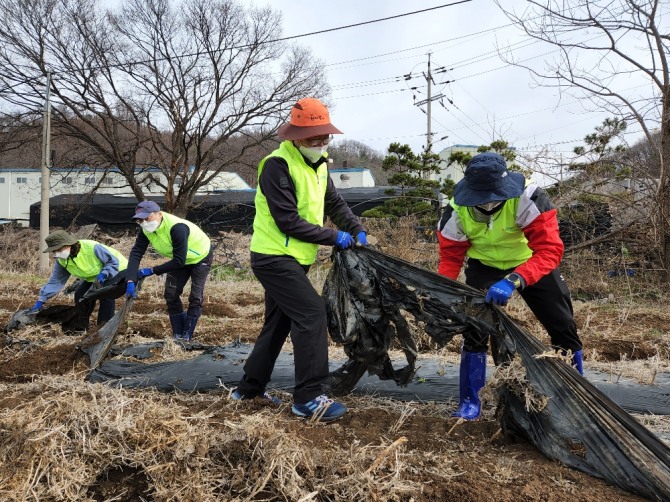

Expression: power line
xmin=324 ymin=13 xmax=549 ymax=72
xmin=1 ymin=2 xmax=653 ymax=157
xmin=331 ymin=42 xmax=537 ymax=98
xmin=42 ymin=1 xmax=472 ymax=76
xmin=330 ymin=38 xmax=540 ymax=99
xmin=276 ymin=1 xmax=473 ymax=43
xmin=336 ymin=86 xmax=426 ymax=100
xmin=325 ymin=20 xmax=516 ymax=69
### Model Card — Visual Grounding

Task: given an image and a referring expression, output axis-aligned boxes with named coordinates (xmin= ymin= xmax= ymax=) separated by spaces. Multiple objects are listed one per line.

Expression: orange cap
xmin=277 ymin=98 xmax=343 ymax=140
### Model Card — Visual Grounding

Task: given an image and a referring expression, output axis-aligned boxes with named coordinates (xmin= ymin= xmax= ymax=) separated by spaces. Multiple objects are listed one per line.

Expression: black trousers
xmin=464 ymin=259 xmax=582 ymax=353
xmin=237 ymin=256 xmax=329 ymax=404
xmin=74 ymin=280 xmax=115 ymax=327
xmin=164 ymin=251 xmax=212 ymax=317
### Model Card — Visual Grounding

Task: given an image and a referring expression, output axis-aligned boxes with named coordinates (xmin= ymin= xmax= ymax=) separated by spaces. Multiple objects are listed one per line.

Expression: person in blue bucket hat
xmin=437 ymin=152 xmax=583 ymax=420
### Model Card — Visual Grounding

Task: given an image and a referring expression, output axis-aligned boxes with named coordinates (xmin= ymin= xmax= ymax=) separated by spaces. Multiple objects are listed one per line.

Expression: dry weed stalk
xmin=0 ymin=378 xmax=229 ymax=501
xmin=388 ymin=403 xmax=417 ymax=435
xmin=485 ymin=354 xmax=549 ymax=413
xmin=365 ymin=436 xmax=408 ymax=474
xmin=490 ymin=457 xmax=524 ymax=484
xmin=362 ymin=216 xmax=438 ymax=269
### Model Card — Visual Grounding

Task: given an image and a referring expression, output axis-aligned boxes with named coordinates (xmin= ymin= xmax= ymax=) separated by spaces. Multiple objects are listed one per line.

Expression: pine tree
xmin=362 ymin=143 xmax=441 ymax=226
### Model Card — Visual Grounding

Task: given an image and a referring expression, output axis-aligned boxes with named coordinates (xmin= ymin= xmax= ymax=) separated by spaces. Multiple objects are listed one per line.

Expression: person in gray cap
xmin=32 ymin=230 xmax=128 ymax=331
xmin=125 ymin=200 xmax=212 ymax=342
xmin=437 ymin=151 xmax=583 ymax=421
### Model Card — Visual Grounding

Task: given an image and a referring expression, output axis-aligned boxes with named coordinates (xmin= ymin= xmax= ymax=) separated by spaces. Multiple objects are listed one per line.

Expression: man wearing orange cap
xmin=232 ymin=97 xmax=367 ymax=421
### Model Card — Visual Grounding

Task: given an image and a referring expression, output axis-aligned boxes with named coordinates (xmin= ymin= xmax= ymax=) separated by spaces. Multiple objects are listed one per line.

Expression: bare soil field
xmin=0 ymin=224 xmax=668 ymax=501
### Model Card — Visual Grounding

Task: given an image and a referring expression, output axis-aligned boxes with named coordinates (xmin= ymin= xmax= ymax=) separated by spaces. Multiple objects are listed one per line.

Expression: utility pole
xmin=414 ymin=54 xmax=446 ymax=155
xmin=426 ymin=52 xmax=432 ymax=154
xmin=414 ymin=53 xmax=448 ymax=152
xmin=414 ymin=53 xmax=447 ymax=185
xmin=39 ymin=71 xmax=52 ymax=272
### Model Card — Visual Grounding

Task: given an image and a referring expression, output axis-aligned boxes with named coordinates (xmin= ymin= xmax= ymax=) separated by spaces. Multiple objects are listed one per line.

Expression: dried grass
xmin=587 ymin=356 xmax=670 ymax=385
xmin=483 ymin=457 xmax=526 ymax=484
xmin=0 ymin=377 xmax=463 ymax=501
xmin=484 ymin=354 xmax=549 ymax=413
xmin=2 ymin=225 xmax=670 ymax=499
xmin=362 ymin=216 xmax=438 ymax=271
xmin=0 ymin=226 xmax=42 ymax=275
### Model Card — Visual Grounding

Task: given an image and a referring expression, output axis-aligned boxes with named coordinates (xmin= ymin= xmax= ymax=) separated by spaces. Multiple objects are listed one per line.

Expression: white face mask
xmin=140 ymin=220 xmax=160 ymax=233
xmin=54 ymin=249 xmax=70 ymax=260
xmin=298 ymin=145 xmax=327 ymax=163
xmin=476 ymin=201 xmax=504 ymax=212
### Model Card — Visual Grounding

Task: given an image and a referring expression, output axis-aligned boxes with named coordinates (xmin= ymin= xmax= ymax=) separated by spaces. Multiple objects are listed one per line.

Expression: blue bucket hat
xmin=452 ymin=152 xmax=525 ymax=207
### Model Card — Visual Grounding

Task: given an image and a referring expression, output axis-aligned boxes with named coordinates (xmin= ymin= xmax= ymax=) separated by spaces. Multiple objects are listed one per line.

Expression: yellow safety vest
xmin=144 ymin=212 xmax=210 ymax=264
xmin=250 ymin=141 xmax=328 ymax=265
xmin=452 ymin=198 xmax=532 ymax=270
xmin=58 ymin=240 xmax=128 ymax=282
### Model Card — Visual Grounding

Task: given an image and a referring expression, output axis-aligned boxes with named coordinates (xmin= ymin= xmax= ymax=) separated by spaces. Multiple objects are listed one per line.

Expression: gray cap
xmin=133 ymin=200 xmax=161 ymax=219
xmin=43 ymin=230 xmax=78 ymax=253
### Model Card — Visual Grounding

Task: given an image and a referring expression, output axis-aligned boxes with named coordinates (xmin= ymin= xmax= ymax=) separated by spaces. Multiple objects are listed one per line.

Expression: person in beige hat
xmin=232 ymin=97 xmax=367 ymax=421
xmin=32 ymin=230 xmax=128 ymax=331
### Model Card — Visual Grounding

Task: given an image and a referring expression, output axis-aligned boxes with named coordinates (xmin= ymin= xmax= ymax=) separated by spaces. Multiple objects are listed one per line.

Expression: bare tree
xmin=0 ymin=0 xmax=150 ymax=198
xmin=497 ymin=0 xmax=670 ymax=277
xmin=111 ymin=0 xmax=327 ymax=214
xmin=0 ymin=0 xmax=327 ymax=215
xmin=0 ymin=112 xmax=42 ymax=166
xmin=327 ymin=139 xmax=387 ymax=182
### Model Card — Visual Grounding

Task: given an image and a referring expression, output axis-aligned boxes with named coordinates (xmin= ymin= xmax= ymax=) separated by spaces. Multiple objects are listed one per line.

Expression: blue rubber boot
xmin=572 ymin=350 xmax=584 ymax=376
xmin=451 ymin=351 xmax=486 ymax=420
xmin=182 ymin=315 xmax=200 ymax=342
xmin=169 ymin=312 xmax=187 ymax=340
xmin=561 ymin=349 xmax=584 ymax=376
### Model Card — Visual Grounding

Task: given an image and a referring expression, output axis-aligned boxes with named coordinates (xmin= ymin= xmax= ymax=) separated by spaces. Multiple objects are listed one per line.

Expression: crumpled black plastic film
xmin=324 ymin=247 xmax=497 ymax=391
xmin=324 ymin=247 xmax=670 ymax=500
xmin=4 ymin=304 xmax=93 ymax=334
xmin=3 ymin=271 xmax=129 ymax=336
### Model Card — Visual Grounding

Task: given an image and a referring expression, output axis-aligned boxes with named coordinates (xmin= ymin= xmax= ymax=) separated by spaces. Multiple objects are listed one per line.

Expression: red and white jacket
xmin=437 ymin=183 xmax=564 ymax=287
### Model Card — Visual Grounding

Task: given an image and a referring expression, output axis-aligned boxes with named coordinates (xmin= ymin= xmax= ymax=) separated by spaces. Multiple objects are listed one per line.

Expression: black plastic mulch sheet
xmin=85 ymin=341 xmax=670 ymax=417
xmin=80 ymin=274 xmax=142 ymax=369
xmin=82 ymin=270 xmax=128 ymax=301
xmin=323 ymin=247 xmax=495 ymax=389
xmin=323 ymin=247 xmax=670 ymax=500
xmin=3 ymin=272 xmax=129 ymax=336
xmin=80 ymin=297 xmax=135 ymax=369
xmin=4 ymin=304 xmax=92 ymax=334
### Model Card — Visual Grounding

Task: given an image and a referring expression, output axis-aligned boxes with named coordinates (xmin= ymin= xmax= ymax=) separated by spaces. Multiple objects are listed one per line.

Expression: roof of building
xmin=329 ymin=168 xmax=370 ymax=173
xmin=0 ymin=167 xmax=247 ymax=177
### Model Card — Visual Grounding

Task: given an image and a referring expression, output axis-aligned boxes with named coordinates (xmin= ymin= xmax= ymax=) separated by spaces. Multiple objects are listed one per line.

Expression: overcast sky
xmin=240 ymin=0 xmax=651 ymax=171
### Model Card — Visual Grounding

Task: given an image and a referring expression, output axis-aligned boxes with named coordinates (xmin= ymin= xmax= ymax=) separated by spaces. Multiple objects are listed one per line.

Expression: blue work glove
xmin=485 ymin=278 xmax=516 ymax=306
xmin=30 ymin=300 xmax=44 ymax=312
xmin=125 ymin=281 xmax=136 ymax=299
xmin=138 ymin=267 xmax=154 ymax=279
xmin=356 ymin=231 xmax=368 ymax=247
xmin=96 ymin=272 xmax=107 ymax=285
xmin=335 ymin=230 xmax=355 ymax=250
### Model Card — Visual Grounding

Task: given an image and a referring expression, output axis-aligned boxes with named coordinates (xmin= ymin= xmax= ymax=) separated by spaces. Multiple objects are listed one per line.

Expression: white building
xmin=435 ymin=144 xmax=480 ymax=186
xmin=0 ymin=167 xmax=251 ymax=225
xmin=329 ymin=168 xmax=376 ymax=189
